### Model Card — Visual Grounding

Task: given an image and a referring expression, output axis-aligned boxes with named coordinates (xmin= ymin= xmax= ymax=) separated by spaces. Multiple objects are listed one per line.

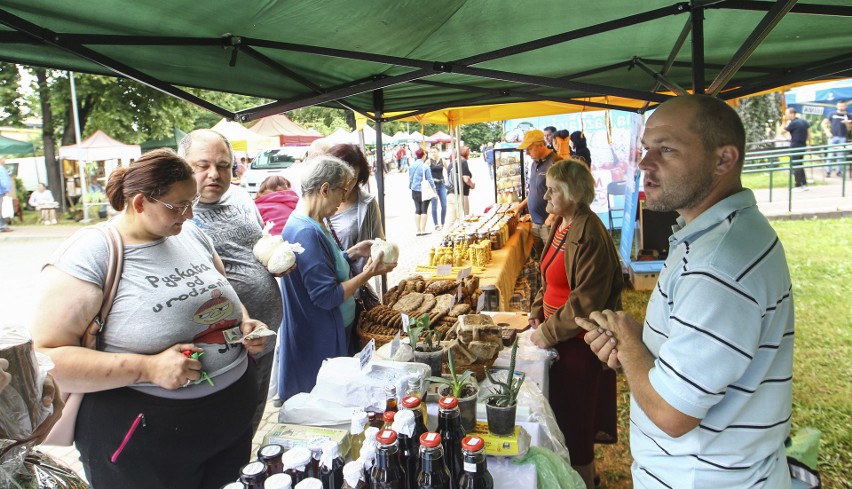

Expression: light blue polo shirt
xmin=632 ymin=189 xmax=793 ymax=488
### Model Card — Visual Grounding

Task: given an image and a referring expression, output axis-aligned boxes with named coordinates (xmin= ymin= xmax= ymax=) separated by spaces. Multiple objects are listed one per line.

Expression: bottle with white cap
xmin=320 ymin=439 xmax=346 ymax=489
xmin=358 ymin=427 xmax=380 ymax=488
xmin=239 ymin=461 xmax=268 ymax=489
xmin=294 ymin=477 xmax=323 ymax=489
xmin=340 ymin=461 xmax=366 ymax=489
xmin=307 ymin=437 xmax=325 ymax=479
xmin=391 ymin=409 xmax=418 ymax=489
xmin=350 ymin=411 xmax=370 ymax=461
xmin=265 ymin=472 xmax=294 ymax=489
xmin=281 ymin=447 xmax=313 ymax=486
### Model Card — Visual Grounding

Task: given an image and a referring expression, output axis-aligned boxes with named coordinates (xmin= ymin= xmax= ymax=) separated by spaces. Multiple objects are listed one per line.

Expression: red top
xmin=438 ymin=396 xmax=458 ymax=409
xmin=541 ymin=224 xmax=572 ymax=320
xmin=383 ymin=411 xmax=396 ymax=423
xmin=254 ymin=189 xmax=299 ymax=236
xmin=461 ymin=436 xmax=484 ymax=452
xmin=376 ymin=429 xmax=397 ymax=444
xmin=420 ymin=432 xmax=442 ymax=448
xmin=402 ymin=396 xmax=421 ymax=408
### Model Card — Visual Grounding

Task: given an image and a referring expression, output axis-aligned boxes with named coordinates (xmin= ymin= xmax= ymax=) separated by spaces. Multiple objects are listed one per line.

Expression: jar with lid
xmin=350 ymin=411 xmax=370 ymax=461
xmin=281 ymin=446 xmax=313 ymax=486
xmin=370 ymin=429 xmax=405 ymax=489
xmin=239 ymin=461 xmax=268 ymax=489
xmin=220 ymin=483 xmax=246 ymax=489
xmin=319 ymin=440 xmax=346 ymax=489
xmin=417 ymin=432 xmax=452 ymax=489
xmin=294 ymin=477 xmax=323 ymax=489
xmin=306 ymin=437 xmax=325 ymax=479
xmin=458 ymin=436 xmax=493 ymax=489
xmin=341 ymin=461 xmax=366 ymax=489
xmin=265 ymin=473 xmax=293 ymax=489
xmin=390 ymin=409 xmax=418 ymax=489
xmin=367 ymin=412 xmax=384 ymax=430
xmin=258 ymin=443 xmax=285 ymax=476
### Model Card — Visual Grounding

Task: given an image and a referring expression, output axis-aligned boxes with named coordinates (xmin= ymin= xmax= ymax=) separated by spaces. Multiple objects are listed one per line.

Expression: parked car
xmin=240 ymin=146 xmax=309 ymax=197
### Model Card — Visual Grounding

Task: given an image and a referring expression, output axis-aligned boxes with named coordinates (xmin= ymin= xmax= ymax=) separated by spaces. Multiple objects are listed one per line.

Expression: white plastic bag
xmin=1 ymin=196 xmax=12 ymax=219
xmin=311 ymin=357 xmax=430 ymax=413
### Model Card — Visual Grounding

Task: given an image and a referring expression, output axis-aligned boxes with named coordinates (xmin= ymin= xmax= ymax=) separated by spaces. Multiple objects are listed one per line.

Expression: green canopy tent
xmin=0 ymin=134 xmax=35 ymax=155
xmin=1 ymin=0 xmax=850 ymax=225
xmin=139 ymin=127 xmax=187 ymax=153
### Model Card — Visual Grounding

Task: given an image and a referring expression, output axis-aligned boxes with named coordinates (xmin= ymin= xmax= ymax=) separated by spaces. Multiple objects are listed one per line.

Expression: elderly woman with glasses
xmin=278 ymin=154 xmax=397 ymax=401
xmin=30 ymin=149 xmax=270 ymax=489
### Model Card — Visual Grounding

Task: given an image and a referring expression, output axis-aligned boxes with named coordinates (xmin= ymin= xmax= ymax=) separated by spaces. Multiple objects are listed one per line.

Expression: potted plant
xmin=427 ymin=349 xmax=479 ymax=431
xmin=407 ymin=314 xmax=443 ymax=377
xmin=484 ymin=337 xmax=524 ymax=436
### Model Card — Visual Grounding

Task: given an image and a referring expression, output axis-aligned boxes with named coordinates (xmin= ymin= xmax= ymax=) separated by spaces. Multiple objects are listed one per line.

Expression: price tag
xmin=390 ymin=331 xmax=401 ymax=358
xmin=457 ymin=282 xmax=464 ymax=303
xmin=456 ymin=267 xmax=472 ymax=280
xmin=401 ymin=313 xmax=410 ymax=332
xmin=476 ymin=293 xmax=486 ymax=313
xmin=436 ymin=264 xmax=452 ymax=277
xmin=358 ymin=339 xmax=375 ymax=371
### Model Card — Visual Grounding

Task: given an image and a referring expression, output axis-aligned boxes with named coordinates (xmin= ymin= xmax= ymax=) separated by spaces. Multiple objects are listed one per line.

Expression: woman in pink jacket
xmin=254 ymin=175 xmax=299 ymax=236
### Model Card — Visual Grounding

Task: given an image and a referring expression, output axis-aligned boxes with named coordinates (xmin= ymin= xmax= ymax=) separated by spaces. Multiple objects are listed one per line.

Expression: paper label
xmin=437 ymin=264 xmax=452 ymax=276
xmin=401 ymin=313 xmax=410 ymax=332
xmin=456 ymin=267 xmax=472 ymax=280
xmin=359 ymin=339 xmax=375 ymax=371
xmin=476 ymin=293 xmax=486 ymax=313
xmin=464 ymin=461 xmax=477 ymax=473
xmin=425 ymin=433 xmax=438 ymax=442
xmin=390 ymin=331 xmax=401 ymax=357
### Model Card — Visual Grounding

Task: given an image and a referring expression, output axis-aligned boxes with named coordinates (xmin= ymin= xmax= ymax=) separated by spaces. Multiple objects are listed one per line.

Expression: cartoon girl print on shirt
xmin=192 ymin=289 xmax=240 ymax=351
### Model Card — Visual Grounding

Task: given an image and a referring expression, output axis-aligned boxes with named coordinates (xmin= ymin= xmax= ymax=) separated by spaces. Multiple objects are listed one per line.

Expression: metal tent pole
xmin=69 ymin=71 xmax=90 ymax=223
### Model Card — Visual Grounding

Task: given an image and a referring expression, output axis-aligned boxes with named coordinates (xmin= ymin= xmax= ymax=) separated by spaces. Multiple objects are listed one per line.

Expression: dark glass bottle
xmin=416 ymin=432 xmax=452 ymax=489
xmin=220 ymin=483 xmax=247 ymax=489
xmin=370 ymin=429 xmax=406 ymax=489
xmin=382 ymin=410 xmax=396 ymax=430
xmin=391 ymin=409 xmax=418 ymax=489
xmin=320 ymin=440 xmax=346 ymax=489
xmin=239 ymin=461 xmax=268 ymax=489
xmin=258 ymin=443 xmax=285 ymax=476
xmin=437 ymin=397 xmax=465 ymax=489
xmin=281 ymin=447 xmax=312 ymax=486
xmin=458 ymin=436 xmax=493 ymax=489
xmin=400 ymin=396 xmax=428 ymax=447
xmin=341 ymin=461 xmax=367 ymax=489
xmin=368 ymin=412 xmax=384 ymax=430
xmin=264 ymin=473 xmax=293 ymax=489
xmin=307 ymin=437 xmax=325 ymax=479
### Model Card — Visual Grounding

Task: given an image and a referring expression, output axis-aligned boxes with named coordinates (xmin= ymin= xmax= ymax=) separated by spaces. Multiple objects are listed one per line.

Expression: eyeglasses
xmin=150 ymin=194 xmax=200 ymax=216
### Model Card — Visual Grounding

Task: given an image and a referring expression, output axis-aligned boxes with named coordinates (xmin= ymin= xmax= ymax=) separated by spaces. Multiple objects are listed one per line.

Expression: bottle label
xmin=464 ymin=461 xmax=477 ymax=473
xmin=425 ymin=433 xmax=438 ymax=442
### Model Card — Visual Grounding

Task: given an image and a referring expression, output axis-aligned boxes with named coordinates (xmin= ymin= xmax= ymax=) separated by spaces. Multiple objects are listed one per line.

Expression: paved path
xmin=5 ymin=159 xmax=850 ymax=481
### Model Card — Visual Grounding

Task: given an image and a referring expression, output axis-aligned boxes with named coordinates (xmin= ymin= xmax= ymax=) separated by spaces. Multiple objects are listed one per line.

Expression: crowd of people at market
xmin=5 ymin=94 xmax=799 ymax=488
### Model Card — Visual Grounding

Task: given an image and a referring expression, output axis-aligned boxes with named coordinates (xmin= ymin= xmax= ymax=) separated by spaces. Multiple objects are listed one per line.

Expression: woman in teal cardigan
xmin=278 ymin=154 xmax=397 ymax=401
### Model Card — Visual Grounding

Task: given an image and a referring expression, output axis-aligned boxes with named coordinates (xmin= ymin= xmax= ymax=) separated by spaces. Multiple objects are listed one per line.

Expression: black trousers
xmin=790 ymin=146 xmax=807 ymax=187
xmin=77 ymin=365 xmax=257 ymax=489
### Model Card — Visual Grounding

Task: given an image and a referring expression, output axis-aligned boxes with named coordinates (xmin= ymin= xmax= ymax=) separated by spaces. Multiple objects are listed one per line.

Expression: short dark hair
xmin=543 ymin=126 xmax=557 ymax=133
xmin=327 ymin=144 xmax=370 ymax=186
xmin=105 ymin=148 xmax=193 ymax=211
xmin=679 ymin=95 xmax=746 ymax=165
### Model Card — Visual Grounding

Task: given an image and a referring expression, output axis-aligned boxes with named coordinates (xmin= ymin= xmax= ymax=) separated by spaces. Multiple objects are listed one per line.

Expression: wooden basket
xmin=356 ymin=321 xmax=398 ymax=350
xmin=442 ymin=355 xmax=497 ymax=382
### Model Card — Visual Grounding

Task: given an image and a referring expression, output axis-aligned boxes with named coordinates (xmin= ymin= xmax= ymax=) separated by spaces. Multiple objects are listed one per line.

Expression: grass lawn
xmin=596 ymin=216 xmax=851 ymax=489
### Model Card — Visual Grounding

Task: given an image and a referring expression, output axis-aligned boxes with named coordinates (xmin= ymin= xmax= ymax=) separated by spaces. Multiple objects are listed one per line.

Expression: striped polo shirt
xmin=632 ymin=189 xmax=794 ymax=488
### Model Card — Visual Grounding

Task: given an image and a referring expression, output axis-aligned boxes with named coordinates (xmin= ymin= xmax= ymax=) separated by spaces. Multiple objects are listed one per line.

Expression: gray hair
xmin=301 ymin=154 xmax=355 ymax=195
xmin=177 ymin=129 xmax=234 ymax=162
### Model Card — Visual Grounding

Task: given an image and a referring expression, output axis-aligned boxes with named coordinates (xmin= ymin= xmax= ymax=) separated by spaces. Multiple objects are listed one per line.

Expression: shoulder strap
xmin=82 ymin=223 xmax=124 ymax=350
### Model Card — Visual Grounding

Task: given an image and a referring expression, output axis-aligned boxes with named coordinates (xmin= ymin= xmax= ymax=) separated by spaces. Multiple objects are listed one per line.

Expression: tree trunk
xmin=35 ymin=68 xmax=64 ymax=210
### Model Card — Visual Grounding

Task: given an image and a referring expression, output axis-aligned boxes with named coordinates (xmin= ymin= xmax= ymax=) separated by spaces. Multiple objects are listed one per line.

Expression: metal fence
xmin=743 ymin=142 xmax=850 ymax=212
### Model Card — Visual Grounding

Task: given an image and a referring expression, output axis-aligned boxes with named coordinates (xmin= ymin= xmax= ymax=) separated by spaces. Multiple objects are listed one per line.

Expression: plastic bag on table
xmin=513 ymin=330 xmax=558 ymax=365
xmin=311 ymin=357 xmax=430 ymax=413
xmin=3 ymin=449 xmax=90 ymax=489
xmin=278 ymin=393 xmax=356 ymax=426
xmin=512 ymin=446 xmax=585 ymax=489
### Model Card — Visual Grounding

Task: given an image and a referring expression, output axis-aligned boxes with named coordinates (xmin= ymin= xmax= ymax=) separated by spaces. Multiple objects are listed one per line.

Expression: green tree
xmin=0 ymin=62 xmax=23 ymax=126
xmin=734 ymin=92 xmax=782 ymax=147
xmin=461 ymin=122 xmax=503 ymax=150
xmin=288 ymin=106 xmax=352 ymax=135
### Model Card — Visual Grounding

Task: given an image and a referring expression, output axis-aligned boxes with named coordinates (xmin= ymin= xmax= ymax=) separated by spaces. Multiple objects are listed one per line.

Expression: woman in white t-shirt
xmin=28 ymin=182 xmax=59 ymax=224
xmin=31 ymin=149 xmax=269 ymax=489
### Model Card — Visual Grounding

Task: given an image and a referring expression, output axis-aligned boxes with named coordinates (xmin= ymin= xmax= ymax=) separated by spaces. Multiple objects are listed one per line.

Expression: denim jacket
xmin=408 ymin=159 xmax=436 ymax=192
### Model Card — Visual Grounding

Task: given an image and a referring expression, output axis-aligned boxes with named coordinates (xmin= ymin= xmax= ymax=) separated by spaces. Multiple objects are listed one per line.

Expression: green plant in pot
xmin=407 ymin=314 xmax=444 ymax=377
xmin=427 ymin=349 xmax=480 ymax=432
xmin=484 ymin=337 xmax=524 ymax=436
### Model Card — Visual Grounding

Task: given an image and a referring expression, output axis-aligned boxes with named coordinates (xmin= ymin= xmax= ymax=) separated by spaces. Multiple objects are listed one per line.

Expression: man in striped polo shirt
xmin=577 ymin=95 xmax=794 ymax=488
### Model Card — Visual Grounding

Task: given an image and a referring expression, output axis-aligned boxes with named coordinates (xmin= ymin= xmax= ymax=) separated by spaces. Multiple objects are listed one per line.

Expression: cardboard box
xmin=262 ymin=423 xmax=350 ymax=458
xmin=467 ymin=421 xmax=530 ymax=457
xmin=628 ymin=261 xmax=663 ymax=291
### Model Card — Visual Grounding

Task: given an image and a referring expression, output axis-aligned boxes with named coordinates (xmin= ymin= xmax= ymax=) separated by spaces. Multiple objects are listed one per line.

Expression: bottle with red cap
xmin=382 ymin=410 xmax=396 ymax=430
xmin=400 ymin=396 xmax=428 ymax=447
xmin=370 ymin=429 xmax=406 ymax=489
xmin=458 ymin=436 xmax=493 ymax=489
xmin=417 ymin=432 xmax=452 ymax=489
xmin=437 ymin=396 xmax=465 ymax=489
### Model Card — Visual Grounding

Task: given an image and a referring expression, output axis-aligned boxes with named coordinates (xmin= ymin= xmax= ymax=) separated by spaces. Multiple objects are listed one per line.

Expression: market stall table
xmin=417 ymin=221 xmax=533 ymax=311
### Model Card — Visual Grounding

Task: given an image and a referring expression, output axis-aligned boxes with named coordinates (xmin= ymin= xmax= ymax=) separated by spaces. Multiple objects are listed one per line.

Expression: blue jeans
xmin=431 ymin=181 xmax=447 ymax=226
xmin=828 ymin=136 xmax=847 ymax=176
